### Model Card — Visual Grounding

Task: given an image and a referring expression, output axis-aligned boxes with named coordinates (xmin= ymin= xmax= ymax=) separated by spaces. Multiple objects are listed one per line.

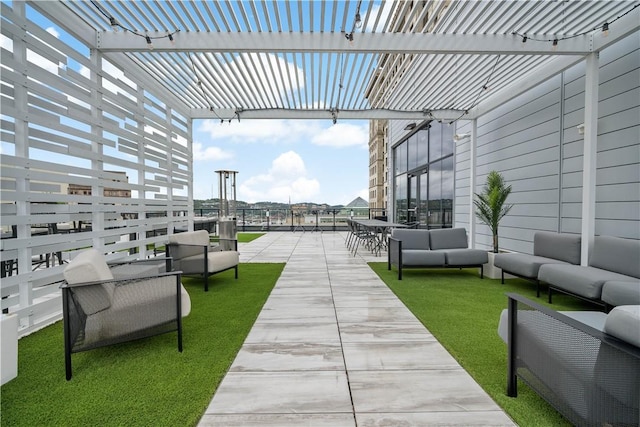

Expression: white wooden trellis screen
xmin=0 ymin=2 xmax=193 ymax=336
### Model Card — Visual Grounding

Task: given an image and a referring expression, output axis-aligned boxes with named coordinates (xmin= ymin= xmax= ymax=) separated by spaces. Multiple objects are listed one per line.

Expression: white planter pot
xmin=483 ymin=251 xmax=516 ymax=280
xmin=1 ymin=313 xmax=18 ymax=385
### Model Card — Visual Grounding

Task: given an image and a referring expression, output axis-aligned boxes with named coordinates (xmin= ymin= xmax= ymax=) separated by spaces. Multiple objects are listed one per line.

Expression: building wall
xmin=454 ymin=32 xmax=640 ymax=254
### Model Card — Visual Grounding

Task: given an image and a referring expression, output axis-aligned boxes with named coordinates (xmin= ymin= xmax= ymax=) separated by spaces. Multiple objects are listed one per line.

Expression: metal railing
xmin=192 ymin=208 xmax=388 ymax=232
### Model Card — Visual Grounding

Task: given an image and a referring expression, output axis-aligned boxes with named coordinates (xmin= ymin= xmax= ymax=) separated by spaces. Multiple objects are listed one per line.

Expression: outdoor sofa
xmin=166 ymin=230 xmax=239 ymax=291
xmin=61 ymin=249 xmax=191 ymax=380
xmin=388 ymin=228 xmax=488 ymax=280
xmin=539 ymin=235 xmax=640 ymax=310
xmin=499 ymin=293 xmax=639 ymax=426
xmin=493 ymin=231 xmax=581 ymax=297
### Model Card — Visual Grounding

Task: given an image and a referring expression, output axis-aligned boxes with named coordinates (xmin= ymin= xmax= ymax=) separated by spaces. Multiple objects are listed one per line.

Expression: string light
xmin=109 ymin=16 xmax=119 ymax=32
xmin=512 ymin=3 xmax=639 ymax=45
xmin=355 ymin=12 xmax=362 ymax=29
xmin=90 ymin=0 xmax=178 ymax=44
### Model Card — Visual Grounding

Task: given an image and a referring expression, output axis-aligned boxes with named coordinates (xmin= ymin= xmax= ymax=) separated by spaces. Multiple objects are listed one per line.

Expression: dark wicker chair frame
xmin=506 ymin=293 xmax=639 ymax=426
xmin=61 ymin=258 xmax=184 ymax=380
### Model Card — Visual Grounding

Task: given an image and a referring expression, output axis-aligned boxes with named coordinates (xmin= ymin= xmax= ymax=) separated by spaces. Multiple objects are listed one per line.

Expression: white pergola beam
xmin=97 ymin=31 xmax=595 ymax=55
xmin=190 ymin=108 xmax=465 ymax=121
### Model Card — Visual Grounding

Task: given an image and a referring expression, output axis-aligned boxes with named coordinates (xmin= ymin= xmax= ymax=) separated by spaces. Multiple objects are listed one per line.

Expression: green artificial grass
xmin=209 ymin=232 xmax=264 ymax=244
xmin=369 ymin=264 xmax=596 ymax=427
xmin=237 ymin=232 xmax=265 ymax=243
xmin=1 ymin=263 xmax=284 ymax=427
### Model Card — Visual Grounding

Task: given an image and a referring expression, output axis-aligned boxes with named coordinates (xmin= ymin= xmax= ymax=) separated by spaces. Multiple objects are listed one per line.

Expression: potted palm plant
xmin=474 ymin=171 xmax=513 ymax=278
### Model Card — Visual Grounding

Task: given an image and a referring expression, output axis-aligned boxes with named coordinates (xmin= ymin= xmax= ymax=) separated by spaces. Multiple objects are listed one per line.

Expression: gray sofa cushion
xmin=534 ymin=232 xmax=581 ymax=265
xmin=590 ymin=236 xmax=640 ymax=279
xmin=539 ymin=264 xmax=636 ymax=300
xmin=604 ymin=305 xmax=640 ymax=348
xmin=494 ymin=253 xmax=569 ymax=279
xmin=401 ymin=249 xmax=445 ymax=267
xmin=441 ymin=248 xmax=488 ymax=266
xmin=176 ymin=250 xmax=239 ymax=275
xmin=429 ymin=228 xmax=468 ymax=250
xmin=391 ymin=229 xmax=430 ymax=250
xmin=601 ymin=281 xmax=640 ymax=307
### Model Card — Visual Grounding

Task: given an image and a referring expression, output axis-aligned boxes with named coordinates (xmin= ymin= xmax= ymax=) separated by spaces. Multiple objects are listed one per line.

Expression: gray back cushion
xmin=533 ymin=232 xmax=581 ymax=264
xmin=390 ymin=229 xmax=430 ymax=250
xmin=429 ymin=228 xmax=468 ymax=250
xmin=590 ymin=236 xmax=640 ymax=279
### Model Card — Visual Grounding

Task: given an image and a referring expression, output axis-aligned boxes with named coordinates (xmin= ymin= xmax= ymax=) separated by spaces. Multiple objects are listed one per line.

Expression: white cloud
xmin=45 ymin=27 xmax=60 ymax=38
xmin=198 ymin=119 xmax=367 ymax=149
xmin=193 ymin=141 xmax=234 ymax=162
xmin=311 ymin=122 xmax=368 ymax=148
xmin=239 ymin=151 xmax=320 ymax=203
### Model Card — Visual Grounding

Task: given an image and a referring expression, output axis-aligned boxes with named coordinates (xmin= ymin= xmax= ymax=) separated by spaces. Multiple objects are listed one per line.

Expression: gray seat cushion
xmin=494 ymin=253 xmax=569 ymax=279
xmin=429 ymin=228 xmax=468 ymax=250
xmin=590 ymin=236 xmax=640 ymax=279
xmin=539 ymin=264 xmax=635 ymax=300
xmin=604 ymin=305 xmax=640 ymax=348
xmin=401 ymin=249 xmax=445 ymax=267
xmin=534 ymin=232 xmax=581 ymax=265
xmin=176 ymin=250 xmax=239 ymax=274
xmin=391 ymin=229 xmax=430 ymax=250
xmin=441 ymin=248 xmax=488 ymax=266
xmin=601 ymin=280 xmax=640 ymax=307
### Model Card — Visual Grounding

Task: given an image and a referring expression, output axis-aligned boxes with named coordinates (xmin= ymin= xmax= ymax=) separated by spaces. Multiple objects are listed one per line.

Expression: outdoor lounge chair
xmin=166 ymin=230 xmax=239 ymax=291
xmin=61 ymin=249 xmax=191 ymax=380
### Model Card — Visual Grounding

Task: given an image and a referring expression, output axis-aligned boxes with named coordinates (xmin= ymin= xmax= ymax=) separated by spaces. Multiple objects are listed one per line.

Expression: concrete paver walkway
xmin=198 ymin=232 xmax=515 ymax=426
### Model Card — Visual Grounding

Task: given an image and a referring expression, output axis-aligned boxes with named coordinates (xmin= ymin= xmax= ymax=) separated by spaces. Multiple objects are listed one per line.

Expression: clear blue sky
xmin=192 ymin=118 xmax=369 ymax=206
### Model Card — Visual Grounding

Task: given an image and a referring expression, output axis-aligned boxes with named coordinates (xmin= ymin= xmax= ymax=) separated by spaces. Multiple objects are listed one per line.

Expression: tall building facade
xmin=368 ymin=119 xmax=388 ymax=213
xmin=366 ymin=2 xmax=451 ymax=222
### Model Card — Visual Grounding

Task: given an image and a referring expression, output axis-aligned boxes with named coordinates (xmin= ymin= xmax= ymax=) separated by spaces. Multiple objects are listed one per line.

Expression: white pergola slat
xmin=49 ymin=0 xmax=638 ymax=121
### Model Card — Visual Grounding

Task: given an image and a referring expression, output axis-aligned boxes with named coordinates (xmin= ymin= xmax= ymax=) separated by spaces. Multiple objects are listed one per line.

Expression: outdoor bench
xmin=539 ymin=235 xmax=640 ymax=310
xmin=493 ymin=231 xmax=581 ymax=297
xmin=388 ymin=228 xmax=488 ymax=280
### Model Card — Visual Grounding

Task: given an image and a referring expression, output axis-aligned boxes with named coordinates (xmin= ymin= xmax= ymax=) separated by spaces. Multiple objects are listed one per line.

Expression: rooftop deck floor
xmin=198 ymin=231 xmax=515 ymax=426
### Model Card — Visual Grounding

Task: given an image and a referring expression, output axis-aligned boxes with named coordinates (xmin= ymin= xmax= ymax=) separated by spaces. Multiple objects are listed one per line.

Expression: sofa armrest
xmin=505 ymin=293 xmax=639 ymax=426
xmin=388 ymin=237 xmax=402 ymax=269
xmin=108 ymin=256 xmax=173 ymax=275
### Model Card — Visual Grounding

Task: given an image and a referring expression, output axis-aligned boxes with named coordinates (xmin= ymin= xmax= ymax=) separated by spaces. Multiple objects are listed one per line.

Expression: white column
xmin=91 ymin=49 xmax=104 ymax=249
xmin=468 ymin=120 xmax=478 ymax=248
xmin=580 ymin=53 xmax=599 ymax=265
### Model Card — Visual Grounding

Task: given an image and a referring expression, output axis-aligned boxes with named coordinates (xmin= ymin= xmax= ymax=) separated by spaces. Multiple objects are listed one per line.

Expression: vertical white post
xmin=186 ymin=119 xmax=194 ymax=231
xmin=13 ymin=2 xmax=32 ymax=329
xmin=468 ymin=120 xmax=478 ymax=248
xmin=91 ymin=50 xmax=104 ymax=249
xmin=581 ymin=53 xmax=599 ymax=265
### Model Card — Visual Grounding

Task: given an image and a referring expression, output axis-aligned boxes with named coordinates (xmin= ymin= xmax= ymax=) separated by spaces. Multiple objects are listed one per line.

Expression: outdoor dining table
xmin=351 ymin=219 xmax=408 ymax=255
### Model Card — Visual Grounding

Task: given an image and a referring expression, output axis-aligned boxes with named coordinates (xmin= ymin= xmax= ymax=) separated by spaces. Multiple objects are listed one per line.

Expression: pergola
xmin=36 ymin=1 xmax=638 ymax=121
xmin=1 ymin=0 xmax=638 ymax=333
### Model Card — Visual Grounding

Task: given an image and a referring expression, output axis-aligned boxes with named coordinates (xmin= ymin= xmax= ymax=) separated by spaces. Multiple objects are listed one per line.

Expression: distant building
xmin=68 ymin=171 xmax=131 ymax=198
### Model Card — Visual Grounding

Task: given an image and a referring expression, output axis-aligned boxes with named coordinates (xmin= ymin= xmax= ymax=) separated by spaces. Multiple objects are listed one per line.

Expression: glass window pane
xmin=442 ymin=156 xmax=454 ymax=228
xmin=395 ymin=173 xmax=407 ymax=223
xmin=417 ymin=129 xmax=428 ymax=167
xmin=395 ymin=142 xmax=407 ymax=175
xmin=441 ymin=125 xmax=454 ymax=158
xmin=428 ymin=160 xmax=442 ymax=227
xmin=408 ymin=134 xmax=418 ymax=170
xmin=429 ymin=124 xmax=442 ymax=161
